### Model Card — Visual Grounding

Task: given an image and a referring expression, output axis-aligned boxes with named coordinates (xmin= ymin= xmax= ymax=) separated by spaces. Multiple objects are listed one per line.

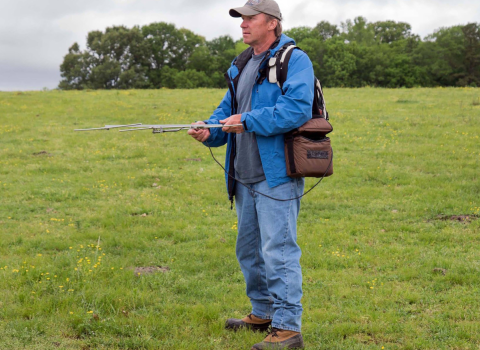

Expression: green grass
xmin=0 ymin=87 xmax=479 ymax=350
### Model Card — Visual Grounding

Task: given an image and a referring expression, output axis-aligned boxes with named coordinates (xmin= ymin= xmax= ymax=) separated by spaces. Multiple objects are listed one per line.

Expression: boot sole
xmin=225 ymin=320 xmax=271 ymax=332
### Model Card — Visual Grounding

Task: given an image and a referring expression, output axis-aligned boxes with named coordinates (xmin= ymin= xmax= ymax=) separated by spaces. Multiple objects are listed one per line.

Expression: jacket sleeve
xmin=240 ymin=51 xmax=314 ymax=137
xmin=202 ymin=90 xmax=232 ymax=147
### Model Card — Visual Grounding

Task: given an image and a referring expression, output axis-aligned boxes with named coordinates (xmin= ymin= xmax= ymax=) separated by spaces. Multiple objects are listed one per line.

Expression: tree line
xmin=59 ymin=18 xmax=480 ymax=89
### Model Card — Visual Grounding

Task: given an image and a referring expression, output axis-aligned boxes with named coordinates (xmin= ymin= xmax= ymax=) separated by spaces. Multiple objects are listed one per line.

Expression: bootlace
xmin=267 ymin=327 xmax=281 ymax=338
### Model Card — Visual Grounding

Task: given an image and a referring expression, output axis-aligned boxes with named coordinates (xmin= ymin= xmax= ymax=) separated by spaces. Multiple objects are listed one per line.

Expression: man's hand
xmin=220 ymin=114 xmax=244 ymax=134
xmin=188 ymin=121 xmax=210 ymax=142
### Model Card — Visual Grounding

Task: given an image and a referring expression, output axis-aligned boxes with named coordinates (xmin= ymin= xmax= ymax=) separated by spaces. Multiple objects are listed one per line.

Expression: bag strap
xmin=314 ymin=77 xmax=329 ymax=120
xmin=267 ymin=44 xmax=329 ymax=120
xmin=267 ymin=44 xmax=297 ymax=90
xmin=284 ymin=134 xmax=297 ymax=175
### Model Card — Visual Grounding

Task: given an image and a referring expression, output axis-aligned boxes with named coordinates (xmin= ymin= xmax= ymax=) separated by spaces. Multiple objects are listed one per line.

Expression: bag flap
xmin=297 ymin=118 xmax=333 ymax=134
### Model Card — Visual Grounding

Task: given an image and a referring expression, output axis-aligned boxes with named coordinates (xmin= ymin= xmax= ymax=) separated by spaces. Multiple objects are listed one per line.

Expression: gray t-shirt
xmin=235 ymin=51 xmax=267 ymax=183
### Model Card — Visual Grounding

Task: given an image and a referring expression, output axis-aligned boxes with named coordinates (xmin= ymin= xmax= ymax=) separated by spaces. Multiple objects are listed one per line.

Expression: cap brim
xmin=229 ymin=6 xmax=261 ymax=18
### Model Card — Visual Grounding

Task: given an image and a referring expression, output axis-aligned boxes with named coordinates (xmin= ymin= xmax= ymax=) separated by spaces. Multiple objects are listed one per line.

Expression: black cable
xmin=205 ymin=141 xmax=333 ymax=202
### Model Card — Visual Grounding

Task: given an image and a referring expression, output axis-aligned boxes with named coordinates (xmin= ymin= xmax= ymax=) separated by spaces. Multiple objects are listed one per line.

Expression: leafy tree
xmin=60 ymin=26 xmax=150 ymax=89
xmin=297 ymin=38 xmax=324 ymax=78
xmin=208 ymin=35 xmax=235 ymax=55
xmin=184 ymin=36 xmax=237 ymax=88
xmin=88 ymin=57 xmax=121 ymax=89
xmin=175 ymin=29 xmax=206 ymax=69
xmin=384 ymin=55 xmax=421 ymax=87
xmin=348 ymin=43 xmax=388 ymax=86
xmin=206 ymin=35 xmax=237 ymax=86
xmin=59 ymin=43 xmax=91 ymax=90
xmin=420 ymin=25 xmax=466 ymax=86
xmin=209 ymin=72 xmax=228 ymax=88
xmin=187 ymin=46 xmax=213 ymax=73
xmin=160 ymin=66 xmax=179 ymax=89
xmin=314 ymin=21 xmax=340 ymax=41
xmin=141 ymin=22 xmax=204 ymax=87
xmin=461 ymin=23 xmax=480 ymax=86
xmin=234 ymin=40 xmax=249 ymax=56
xmin=174 ymin=69 xmax=211 ymax=89
xmin=341 ymin=16 xmax=375 ymax=46
xmin=284 ymin=26 xmax=317 ymax=43
xmin=86 ymin=26 xmax=150 ymax=89
xmin=322 ymin=39 xmax=357 ymax=87
xmin=59 ymin=19 xmax=479 ymax=89
xmin=372 ymin=20 xmax=413 ymax=44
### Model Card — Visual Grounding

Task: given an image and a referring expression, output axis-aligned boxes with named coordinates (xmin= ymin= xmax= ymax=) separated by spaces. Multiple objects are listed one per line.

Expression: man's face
xmin=240 ymin=13 xmax=273 ymax=46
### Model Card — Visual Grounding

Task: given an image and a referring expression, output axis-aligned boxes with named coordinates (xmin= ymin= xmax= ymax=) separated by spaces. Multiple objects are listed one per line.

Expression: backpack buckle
xmin=268 ymin=57 xmax=278 ymax=84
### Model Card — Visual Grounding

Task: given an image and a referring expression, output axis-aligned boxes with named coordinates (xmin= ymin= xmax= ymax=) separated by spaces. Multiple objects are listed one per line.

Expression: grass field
xmin=0 ymin=87 xmax=479 ymax=350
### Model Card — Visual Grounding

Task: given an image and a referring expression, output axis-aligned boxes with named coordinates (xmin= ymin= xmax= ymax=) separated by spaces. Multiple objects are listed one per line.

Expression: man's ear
xmin=268 ymin=19 xmax=278 ymax=31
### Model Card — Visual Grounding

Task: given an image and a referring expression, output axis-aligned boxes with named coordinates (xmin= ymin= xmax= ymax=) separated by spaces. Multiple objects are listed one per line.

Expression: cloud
xmin=0 ymin=66 xmax=60 ymax=91
xmin=0 ymin=0 xmax=479 ymax=90
xmin=283 ymin=0 xmax=480 ymax=38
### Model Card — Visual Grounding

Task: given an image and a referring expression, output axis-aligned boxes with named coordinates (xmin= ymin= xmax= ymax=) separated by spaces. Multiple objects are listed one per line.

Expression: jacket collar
xmin=234 ymin=34 xmax=296 ymax=69
xmin=269 ymin=34 xmax=296 ymax=56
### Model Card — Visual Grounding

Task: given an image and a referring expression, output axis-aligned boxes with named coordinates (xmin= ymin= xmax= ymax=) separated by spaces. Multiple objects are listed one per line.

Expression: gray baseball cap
xmin=230 ymin=0 xmax=283 ymax=21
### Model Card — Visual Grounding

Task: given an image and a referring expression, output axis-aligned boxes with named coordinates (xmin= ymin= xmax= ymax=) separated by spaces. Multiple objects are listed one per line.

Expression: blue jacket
xmin=203 ymin=34 xmax=315 ymax=201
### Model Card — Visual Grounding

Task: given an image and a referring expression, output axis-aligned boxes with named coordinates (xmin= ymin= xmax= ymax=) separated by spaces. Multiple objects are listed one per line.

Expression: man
xmin=188 ymin=0 xmax=314 ymax=349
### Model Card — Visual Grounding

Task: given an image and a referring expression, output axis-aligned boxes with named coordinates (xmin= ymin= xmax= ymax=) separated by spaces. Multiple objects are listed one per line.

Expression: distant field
xmin=0 ymin=88 xmax=479 ymax=350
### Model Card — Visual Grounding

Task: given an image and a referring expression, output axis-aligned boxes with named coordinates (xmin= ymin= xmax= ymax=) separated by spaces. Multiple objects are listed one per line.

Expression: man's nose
xmin=241 ymin=20 xmax=247 ymax=28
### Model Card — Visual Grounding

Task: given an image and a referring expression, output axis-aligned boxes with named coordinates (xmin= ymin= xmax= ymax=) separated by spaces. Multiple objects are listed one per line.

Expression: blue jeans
xmin=234 ymin=177 xmax=305 ymax=332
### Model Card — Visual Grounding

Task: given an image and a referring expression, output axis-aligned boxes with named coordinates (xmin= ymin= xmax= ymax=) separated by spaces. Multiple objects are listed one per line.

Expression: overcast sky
xmin=0 ymin=0 xmax=479 ymax=91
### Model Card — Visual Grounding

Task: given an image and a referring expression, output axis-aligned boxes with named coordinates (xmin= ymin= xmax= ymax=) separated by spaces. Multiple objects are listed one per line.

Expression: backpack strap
xmin=267 ymin=44 xmax=297 ymax=89
xmin=267 ymin=43 xmax=329 ymax=120
xmin=314 ymin=77 xmax=329 ymax=120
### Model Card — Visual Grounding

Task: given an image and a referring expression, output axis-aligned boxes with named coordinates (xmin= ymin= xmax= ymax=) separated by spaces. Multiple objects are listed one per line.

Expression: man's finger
xmin=202 ymin=130 xmax=210 ymax=142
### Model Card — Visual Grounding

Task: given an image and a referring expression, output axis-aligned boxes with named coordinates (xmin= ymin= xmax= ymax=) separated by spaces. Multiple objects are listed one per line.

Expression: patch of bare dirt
xmin=131 ymin=213 xmax=148 ymax=217
xmin=61 ymin=333 xmax=82 ymax=340
xmin=436 ymin=215 xmax=478 ymax=223
xmin=133 ymin=266 xmax=170 ymax=276
xmin=33 ymin=151 xmax=53 ymax=156
xmin=350 ymin=332 xmax=381 ymax=345
xmin=433 ymin=268 xmax=448 ymax=275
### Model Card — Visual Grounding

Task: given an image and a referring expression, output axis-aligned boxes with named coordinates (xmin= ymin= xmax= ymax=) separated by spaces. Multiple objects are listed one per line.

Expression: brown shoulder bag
xmin=268 ymin=44 xmax=333 ymax=178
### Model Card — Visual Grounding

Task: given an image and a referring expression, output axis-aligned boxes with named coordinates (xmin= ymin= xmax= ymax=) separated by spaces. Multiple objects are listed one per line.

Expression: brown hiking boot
xmin=251 ymin=327 xmax=304 ymax=349
xmin=225 ymin=313 xmax=272 ymax=332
